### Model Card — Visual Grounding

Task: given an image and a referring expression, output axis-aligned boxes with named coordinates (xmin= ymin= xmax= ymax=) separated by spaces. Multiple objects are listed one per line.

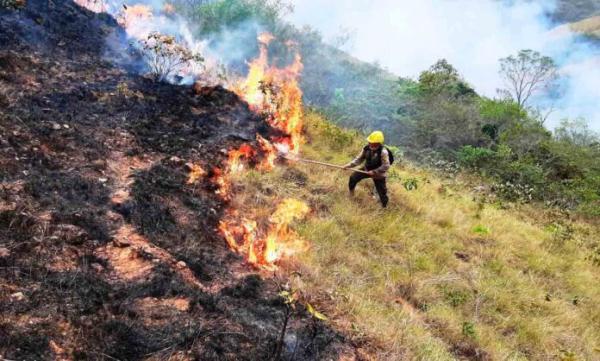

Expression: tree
xmin=418 ymin=59 xmax=476 ymax=97
xmin=498 ymin=49 xmax=558 ymax=108
xmin=554 ymin=118 xmax=599 ymax=146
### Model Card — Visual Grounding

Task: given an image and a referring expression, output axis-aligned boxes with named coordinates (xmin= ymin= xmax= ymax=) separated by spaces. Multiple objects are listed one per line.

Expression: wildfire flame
xmin=219 ymin=199 xmax=310 ymax=270
xmin=234 ymin=32 xmax=304 ymax=154
xmin=186 ymin=163 xmax=206 ymax=185
xmin=207 ymin=33 xmax=310 ymax=269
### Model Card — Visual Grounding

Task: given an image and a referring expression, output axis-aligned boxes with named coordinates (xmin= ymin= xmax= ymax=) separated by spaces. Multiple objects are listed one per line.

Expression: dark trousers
xmin=348 ymin=172 xmax=388 ymax=207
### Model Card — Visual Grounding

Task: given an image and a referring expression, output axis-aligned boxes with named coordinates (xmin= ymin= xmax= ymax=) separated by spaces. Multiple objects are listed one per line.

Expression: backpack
xmin=363 ymin=145 xmax=395 ymax=169
xmin=384 ymin=147 xmax=395 ymax=165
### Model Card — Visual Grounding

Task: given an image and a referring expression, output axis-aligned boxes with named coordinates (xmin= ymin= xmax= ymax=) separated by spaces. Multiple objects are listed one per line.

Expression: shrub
xmin=138 ymin=32 xmax=204 ymax=82
xmin=457 ymin=145 xmax=496 ymax=169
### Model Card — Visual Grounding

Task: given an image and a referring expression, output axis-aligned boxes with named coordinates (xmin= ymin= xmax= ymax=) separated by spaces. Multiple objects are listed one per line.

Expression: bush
xmin=457 ymin=145 xmax=496 ymax=169
xmin=138 ymin=32 xmax=204 ymax=82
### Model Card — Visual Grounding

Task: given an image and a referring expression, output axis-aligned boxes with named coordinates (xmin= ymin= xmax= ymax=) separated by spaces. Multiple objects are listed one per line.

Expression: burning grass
xmin=228 ymin=111 xmax=600 ymax=360
xmin=1 ymin=6 xmax=361 ymax=357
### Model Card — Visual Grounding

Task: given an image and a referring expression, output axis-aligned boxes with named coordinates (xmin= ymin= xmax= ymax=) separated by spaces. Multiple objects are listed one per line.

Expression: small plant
xmin=472 ymin=224 xmax=490 ymax=235
xmin=462 ymin=321 xmax=477 ymax=339
xmin=138 ymin=32 xmax=204 ymax=82
xmin=306 ymin=302 xmax=328 ymax=321
xmin=444 ymin=289 xmax=469 ymax=307
xmin=273 ymin=285 xmax=298 ymax=361
xmin=403 ymin=178 xmax=418 ymax=191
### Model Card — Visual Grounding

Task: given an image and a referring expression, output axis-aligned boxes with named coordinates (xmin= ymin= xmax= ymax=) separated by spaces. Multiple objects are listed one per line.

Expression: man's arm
xmin=344 ymin=149 xmax=366 ymax=168
xmin=371 ymin=148 xmax=390 ymax=176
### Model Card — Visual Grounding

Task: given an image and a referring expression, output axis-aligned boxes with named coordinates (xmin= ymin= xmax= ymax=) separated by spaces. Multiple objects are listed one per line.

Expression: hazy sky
xmin=287 ymin=0 xmax=600 ymax=130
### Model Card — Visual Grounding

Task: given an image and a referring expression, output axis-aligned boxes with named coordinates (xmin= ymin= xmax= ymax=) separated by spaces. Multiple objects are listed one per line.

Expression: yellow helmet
xmin=367 ymin=131 xmax=384 ymax=144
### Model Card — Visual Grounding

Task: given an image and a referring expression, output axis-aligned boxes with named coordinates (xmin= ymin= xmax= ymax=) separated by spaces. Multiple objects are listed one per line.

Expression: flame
xmin=186 ymin=163 xmax=206 ymax=184
xmin=228 ymin=143 xmax=255 ymax=174
xmin=210 ymin=33 xmax=310 ymax=270
xmin=219 ymin=199 xmax=310 ymax=270
xmin=234 ymin=32 xmax=304 ymax=155
xmin=211 ymin=167 xmax=231 ymax=200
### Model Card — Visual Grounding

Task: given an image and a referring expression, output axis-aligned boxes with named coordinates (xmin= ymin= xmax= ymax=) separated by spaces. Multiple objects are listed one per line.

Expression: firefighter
xmin=343 ymin=131 xmax=393 ymax=208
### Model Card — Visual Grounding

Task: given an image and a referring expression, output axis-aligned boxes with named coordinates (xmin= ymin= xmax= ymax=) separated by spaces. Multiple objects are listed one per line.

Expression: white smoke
xmin=286 ymin=0 xmax=600 ymax=131
xmin=78 ymin=0 xmax=230 ymax=84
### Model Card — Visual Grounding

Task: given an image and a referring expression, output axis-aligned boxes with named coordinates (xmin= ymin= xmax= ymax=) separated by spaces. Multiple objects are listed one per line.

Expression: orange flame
xmin=211 ymin=33 xmax=309 ymax=270
xmin=234 ymin=32 xmax=304 ymax=155
xmin=186 ymin=163 xmax=206 ymax=184
xmin=219 ymin=199 xmax=310 ymax=270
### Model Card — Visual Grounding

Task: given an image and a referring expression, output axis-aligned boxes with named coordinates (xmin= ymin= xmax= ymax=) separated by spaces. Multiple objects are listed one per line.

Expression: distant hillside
xmin=569 ymin=15 xmax=600 ymax=38
xmin=549 ymin=0 xmax=600 ymax=23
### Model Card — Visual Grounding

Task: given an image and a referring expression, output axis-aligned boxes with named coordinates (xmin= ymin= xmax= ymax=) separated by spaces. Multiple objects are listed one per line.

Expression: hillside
xmin=0 ymin=1 xmax=360 ymax=360
xmin=549 ymin=0 xmax=600 ymax=24
xmin=227 ymin=112 xmax=600 ymax=360
xmin=2 ymin=1 xmax=600 ymax=360
xmin=569 ymin=15 xmax=600 ymax=39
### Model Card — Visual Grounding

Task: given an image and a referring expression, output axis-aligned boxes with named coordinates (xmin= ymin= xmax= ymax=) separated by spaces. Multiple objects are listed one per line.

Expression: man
xmin=343 ymin=131 xmax=390 ymax=208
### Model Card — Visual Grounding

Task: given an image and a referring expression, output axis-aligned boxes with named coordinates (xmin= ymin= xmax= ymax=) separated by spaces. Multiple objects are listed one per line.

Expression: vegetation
xmin=139 ymin=32 xmax=204 ymax=81
xmin=550 ymin=0 xmax=600 ymax=23
xmin=498 ymin=49 xmax=558 ymax=109
xmin=169 ymin=0 xmax=600 ymax=216
xmin=228 ymin=111 xmax=600 ymax=360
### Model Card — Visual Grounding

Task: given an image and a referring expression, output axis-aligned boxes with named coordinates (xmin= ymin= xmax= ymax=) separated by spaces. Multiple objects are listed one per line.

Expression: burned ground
xmin=0 ymin=1 xmax=360 ymax=360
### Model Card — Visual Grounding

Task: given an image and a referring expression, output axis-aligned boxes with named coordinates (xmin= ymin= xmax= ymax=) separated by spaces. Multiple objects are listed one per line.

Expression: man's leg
xmin=349 ymin=172 xmax=369 ymax=196
xmin=373 ymin=178 xmax=389 ymax=208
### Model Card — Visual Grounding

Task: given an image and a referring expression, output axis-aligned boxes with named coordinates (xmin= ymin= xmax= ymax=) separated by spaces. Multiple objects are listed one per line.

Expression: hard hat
xmin=367 ymin=131 xmax=384 ymax=144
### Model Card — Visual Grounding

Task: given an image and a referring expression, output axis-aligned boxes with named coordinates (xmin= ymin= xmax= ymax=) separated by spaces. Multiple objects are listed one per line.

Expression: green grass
xmin=230 ymin=111 xmax=600 ymax=360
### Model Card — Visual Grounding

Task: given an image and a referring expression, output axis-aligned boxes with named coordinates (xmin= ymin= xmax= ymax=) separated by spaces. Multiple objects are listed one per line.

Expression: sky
xmin=286 ymin=0 xmax=600 ymax=131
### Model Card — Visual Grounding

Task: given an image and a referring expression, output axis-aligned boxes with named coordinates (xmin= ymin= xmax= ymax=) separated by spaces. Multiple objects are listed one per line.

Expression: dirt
xmin=0 ymin=1 xmax=363 ymax=360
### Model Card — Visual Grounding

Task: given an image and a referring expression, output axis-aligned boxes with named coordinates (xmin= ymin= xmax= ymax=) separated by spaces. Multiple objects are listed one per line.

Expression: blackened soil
xmin=0 ymin=1 xmax=361 ymax=360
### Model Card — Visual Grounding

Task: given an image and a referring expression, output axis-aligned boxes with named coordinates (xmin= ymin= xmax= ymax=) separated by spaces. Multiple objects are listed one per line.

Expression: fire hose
xmin=281 ymin=154 xmax=371 ymax=175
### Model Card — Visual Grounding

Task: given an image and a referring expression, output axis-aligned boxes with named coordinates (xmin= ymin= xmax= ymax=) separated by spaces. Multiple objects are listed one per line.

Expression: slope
xmin=568 ymin=15 xmax=600 ymax=39
xmin=227 ymin=112 xmax=600 ymax=360
xmin=0 ymin=1 xmax=361 ymax=360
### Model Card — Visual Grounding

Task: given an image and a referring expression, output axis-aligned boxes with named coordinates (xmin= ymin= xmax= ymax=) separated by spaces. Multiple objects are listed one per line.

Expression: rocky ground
xmin=0 ymin=1 xmax=361 ymax=359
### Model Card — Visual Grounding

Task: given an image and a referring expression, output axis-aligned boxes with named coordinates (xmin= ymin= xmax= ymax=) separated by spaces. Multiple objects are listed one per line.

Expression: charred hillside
xmin=0 ymin=1 xmax=360 ymax=360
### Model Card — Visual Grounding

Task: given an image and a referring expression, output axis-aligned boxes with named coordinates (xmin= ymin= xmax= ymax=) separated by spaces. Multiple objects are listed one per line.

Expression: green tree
xmin=417 ymin=59 xmax=476 ymax=97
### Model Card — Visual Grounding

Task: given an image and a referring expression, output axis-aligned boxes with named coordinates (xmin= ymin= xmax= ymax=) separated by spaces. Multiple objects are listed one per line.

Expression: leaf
xmin=306 ymin=303 xmax=328 ymax=321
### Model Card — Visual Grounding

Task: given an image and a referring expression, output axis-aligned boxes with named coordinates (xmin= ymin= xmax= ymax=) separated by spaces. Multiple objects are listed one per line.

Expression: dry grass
xmin=231 ymin=112 xmax=600 ymax=360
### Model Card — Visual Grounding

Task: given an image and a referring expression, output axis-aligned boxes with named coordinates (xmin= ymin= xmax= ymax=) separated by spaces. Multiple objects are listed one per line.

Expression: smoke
xmin=286 ymin=0 xmax=600 ymax=131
